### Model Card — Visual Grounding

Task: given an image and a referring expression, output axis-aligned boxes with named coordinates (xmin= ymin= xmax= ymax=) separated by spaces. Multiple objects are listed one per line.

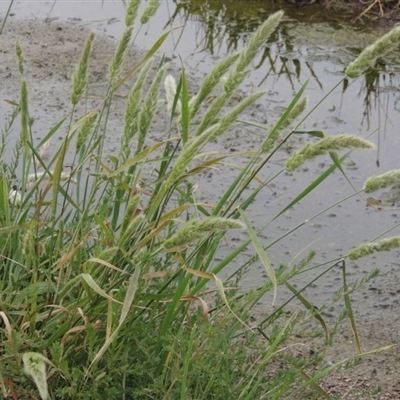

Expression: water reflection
xmin=167 ymin=0 xmax=399 ymax=137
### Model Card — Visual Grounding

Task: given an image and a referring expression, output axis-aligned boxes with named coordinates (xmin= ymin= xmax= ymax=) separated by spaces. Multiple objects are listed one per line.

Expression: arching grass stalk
xmin=284 ymin=134 xmax=374 ymax=172
xmin=194 ymin=11 xmax=283 ymax=137
xmin=148 ymin=91 xmax=265 ymax=219
xmin=191 ymin=184 xmax=363 ymax=298
xmin=189 ymin=52 xmax=240 ymax=121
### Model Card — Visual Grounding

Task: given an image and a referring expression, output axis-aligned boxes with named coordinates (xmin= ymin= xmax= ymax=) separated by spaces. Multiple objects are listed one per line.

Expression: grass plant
xmin=0 ymin=2 xmax=399 ymax=399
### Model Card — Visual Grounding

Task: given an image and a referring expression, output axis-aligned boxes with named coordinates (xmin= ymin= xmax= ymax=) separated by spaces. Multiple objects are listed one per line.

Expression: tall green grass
xmin=0 ymin=2 xmax=399 ymax=399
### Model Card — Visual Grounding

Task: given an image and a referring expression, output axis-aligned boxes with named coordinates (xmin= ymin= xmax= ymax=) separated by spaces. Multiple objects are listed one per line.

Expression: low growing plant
xmin=0 ymin=2 xmax=398 ymax=399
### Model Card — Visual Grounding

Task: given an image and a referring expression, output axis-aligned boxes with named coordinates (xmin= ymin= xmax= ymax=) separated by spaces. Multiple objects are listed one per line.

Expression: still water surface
xmin=1 ymin=0 xmax=400 ymax=318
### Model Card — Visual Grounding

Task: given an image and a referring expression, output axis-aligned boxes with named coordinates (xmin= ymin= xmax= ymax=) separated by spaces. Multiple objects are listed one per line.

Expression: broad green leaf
xmin=80 ymin=273 xmax=122 ymax=304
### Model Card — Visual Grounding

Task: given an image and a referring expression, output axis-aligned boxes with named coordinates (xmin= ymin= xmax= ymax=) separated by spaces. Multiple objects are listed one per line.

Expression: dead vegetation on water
xmin=323 ymin=0 xmax=400 ymax=23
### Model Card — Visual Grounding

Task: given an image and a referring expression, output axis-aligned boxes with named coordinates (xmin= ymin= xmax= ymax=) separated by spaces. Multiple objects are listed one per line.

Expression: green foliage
xmin=0 ymin=7 xmax=397 ymax=400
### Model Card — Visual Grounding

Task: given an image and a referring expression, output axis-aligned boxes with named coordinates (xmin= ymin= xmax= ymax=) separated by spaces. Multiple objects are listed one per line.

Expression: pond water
xmin=1 ymin=0 xmax=400 ymax=327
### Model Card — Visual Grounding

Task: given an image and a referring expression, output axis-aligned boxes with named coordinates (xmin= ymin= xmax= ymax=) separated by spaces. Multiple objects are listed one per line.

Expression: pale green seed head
xmin=363 ymin=170 xmax=400 ymax=193
xmin=71 ymin=32 xmax=95 ymax=105
xmin=164 ymin=74 xmax=181 ymax=115
xmin=137 ymin=64 xmax=167 ymax=153
xmin=345 ymin=26 xmax=400 ymax=78
xmin=164 ymin=218 xmax=244 ymax=249
xmin=189 ymin=52 xmax=240 ymax=121
xmin=285 ymin=134 xmax=374 ymax=172
xmin=125 ymin=0 xmax=141 ymax=27
xmin=109 ymin=26 xmax=133 ymax=85
xmin=140 ymin=0 xmax=160 ymax=24
xmin=23 ymin=352 xmax=48 ymax=400
xmin=76 ymin=110 xmax=98 ymax=153
xmin=348 ymin=236 xmax=400 ymax=260
xmin=123 ymin=59 xmax=153 ymax=145
xmin=15 ymin=40 xmax=25 ymax=75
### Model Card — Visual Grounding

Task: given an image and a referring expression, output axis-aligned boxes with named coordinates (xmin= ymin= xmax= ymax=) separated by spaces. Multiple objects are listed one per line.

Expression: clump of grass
xmin=0 ymin=7 xmax=398 ymax=400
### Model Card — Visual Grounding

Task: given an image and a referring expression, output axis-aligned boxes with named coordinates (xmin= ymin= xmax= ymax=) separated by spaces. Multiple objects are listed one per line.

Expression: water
xmin=1 ymin=0 xmax=400 ymax=320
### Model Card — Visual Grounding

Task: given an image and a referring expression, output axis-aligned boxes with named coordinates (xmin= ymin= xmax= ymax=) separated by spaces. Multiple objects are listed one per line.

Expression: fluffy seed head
xmin=140 ymin=0 xmax=160 ymax=24
xmin=345 ymin=26 xmax=400 ymax=78
xmin=125 ymin=0 xmax=141 ymax=27
xmin=164 ymin=74 xmax=181 ymax=116
xmin=164 ymin=218 xmax=244 ymax=249
xmin=109 ymin=26 xmax=133 ymax=84
xmin=348 ymin=236 xmax=400 ymax=260
xmin=285 ymin=134 xmax=374 ymax=172
xmin=71 ymin=32 xmax=95 ymax=105
xmin=23 ymin=352 xmax=48 ymax=400
xmin=363 ymin=170 xmax=400 ymax=193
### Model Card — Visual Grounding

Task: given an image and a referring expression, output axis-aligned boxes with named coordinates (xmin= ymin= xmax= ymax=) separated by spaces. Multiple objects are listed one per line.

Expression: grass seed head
xmin=71 ymin=32 xmax=95 ymax=105
xmin=348 ymin=236 xmax=400 ymax=260
xmin=15 ymin=40 xmax=25 ymax=75
xmin=164 ymin=218 xmax=244 ymax=249
xmin=285 ymin=134 xmax=374 ymax=172
xmin=140 ymin=0 xmax=160 ymax=24
xmin=124 ymin=59 xmax=153 ymax=144
xmin=345 ymin=26 xmax=400 ymax=78
xmin=22 ymin=352 xmax=48 ymax=400
xmin=363 ymin=169 xmax=400 ymax=193
xmin=137 ymin=64 xmax=167 ymax=152
xmin=125 ymin=0 xmax=141 ymax=27
xmin=76 ymin=110 xmax=98 ymax=153
xmin=109 ymin=26 xmax=133 ymax=85
xmin=189 ymin=52 xmax=240 ymax=120
xmin=164 ymin=74 xmax=181 ymax=115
